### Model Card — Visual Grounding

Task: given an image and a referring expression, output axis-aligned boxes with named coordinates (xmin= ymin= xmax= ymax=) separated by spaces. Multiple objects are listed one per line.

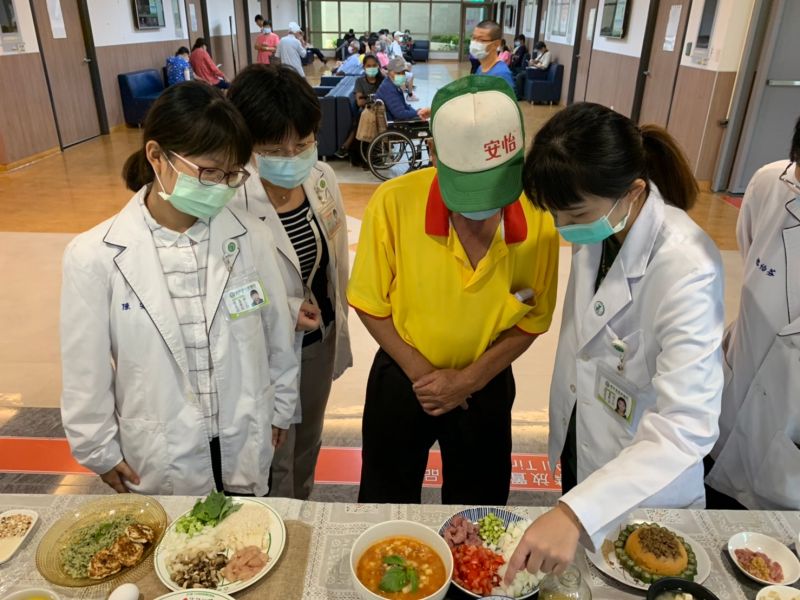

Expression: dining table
xmin=1 ymin=494 xmax=799 ymax=600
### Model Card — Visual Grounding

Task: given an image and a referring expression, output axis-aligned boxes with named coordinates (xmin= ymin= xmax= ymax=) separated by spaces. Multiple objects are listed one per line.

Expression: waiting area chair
xmin=411 ymin=40 xmax=430 ymax=62
xmin=523 ymin=63 xmax=564 ymax=105
xmin=118 ymin=69 xmax=165 ymax=127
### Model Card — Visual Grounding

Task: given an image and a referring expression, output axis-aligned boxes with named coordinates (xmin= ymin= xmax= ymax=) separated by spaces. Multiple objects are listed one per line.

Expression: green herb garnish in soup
xmin=357 ymin=537 xmax=446 ymax=599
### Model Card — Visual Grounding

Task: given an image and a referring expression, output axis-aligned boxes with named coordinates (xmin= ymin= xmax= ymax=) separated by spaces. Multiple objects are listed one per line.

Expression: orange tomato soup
xmin=357 ymin=536 xmax=447 ymax=600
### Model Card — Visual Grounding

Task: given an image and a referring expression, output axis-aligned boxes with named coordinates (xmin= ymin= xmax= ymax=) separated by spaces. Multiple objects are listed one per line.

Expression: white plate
xmin=0 ymin=509 xmax=39 ymax=565
xmin=154 ymin=591 xmax=236 ymax=600
xmin=585 ymin=519 xmax=711 ymax=591
xmin=756 ymin=585 xmax=800 ymax=600
xmin=154 ymin=498 xmax=286 ymax=594
xmin=728 ymin=532 xmax=800 ymax=586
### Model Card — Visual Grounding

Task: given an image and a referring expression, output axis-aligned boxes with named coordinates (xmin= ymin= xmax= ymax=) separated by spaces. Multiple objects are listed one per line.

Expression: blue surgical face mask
xmin=156 ymin=156 xmax=236 ymax=219
xmin=257 ymin=144 xmax=318 ymax=189
xmin=365 ymin=67 xmax=379 ymax=77
xmin=392 ymin=74 xmax=407 ymax=87
xmin=460 ymin=208 xmax=501 ymax=221
xmin=263 ymin=27 xmax=272 ymax=34
xmin=556 ymin=197 xmax=633 ymax=245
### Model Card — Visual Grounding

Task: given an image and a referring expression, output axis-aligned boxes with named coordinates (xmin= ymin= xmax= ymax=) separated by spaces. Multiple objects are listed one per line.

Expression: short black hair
xmin=254 ymin=14 xmax=263 ymax=23
xmin=535 ymin=41 xmax=547 ymax=50
xmin=475 ymin=20 xmax=502 ymax=40
xmin=250 ymin=289 xmax=259 ymax=296
xmin=791 ymin=116 xmax=800 ymax=163
xmin=515 ymin=34 xmax=526 ymax=42
xmin=228 ymin=64 xmax=322 ymax=144
xmin=176 ymin=46 xmax=190 ymax=56
xmin=192 ymin=37 xmax=206 ymax=50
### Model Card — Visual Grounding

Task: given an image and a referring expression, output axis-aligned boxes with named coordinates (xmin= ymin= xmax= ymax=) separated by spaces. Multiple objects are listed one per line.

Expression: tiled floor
xmin=0 ymin=61 xmax=744 ymax=501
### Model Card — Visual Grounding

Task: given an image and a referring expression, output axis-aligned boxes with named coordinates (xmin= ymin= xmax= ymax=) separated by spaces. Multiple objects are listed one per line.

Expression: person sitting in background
xmin=190 ymin=38 xmax=230 ymax=89
xmin=277 ymin=23 xmax=308 ymax=78
xmin=389 ymin=31 xmax=404 ymax=60
xmin=530 ymin=41 xmax=551 ymax=69
xmin=471 ymin=21 xmax=515 ymax=91
xmin=294 ymin=24 xmax=327 ymax=64
xmin=510 ymin=34 xmax=529 ymax=74
xmin=165 ymin=46 xmax=193 ymax=86
xmin=498 ymin=39 xmax=512 ymax=66
xmin=335 ymin=54 xmax=385 ymax=161
xmin=255 ymin=18 xmax=280 ymax=65
xmin=335 ymin=40 xmax=365 ymax=76
xmin=374 ymin=57 xmax=430 ymax=122
xmin=368 ymin=39 xmax=389 ymax=68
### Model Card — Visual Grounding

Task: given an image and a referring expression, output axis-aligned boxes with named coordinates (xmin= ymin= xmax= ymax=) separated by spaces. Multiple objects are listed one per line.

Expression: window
xmin=340 ymin=1 xmax=369 ymax=34
xmin=370 ymin=2 xmax=399 ymax=32
xmin=549 ymin=0 xmax=571 ymax=37
xmin=0 ymin=0 xmax=18 ymax=34
xmin=695 ymin=0 xmax=719 ymax=50
xmin=400 ymin=2 xmax=429 ymax=35
xmin=430 ymin=2 xmax=459 ymax=51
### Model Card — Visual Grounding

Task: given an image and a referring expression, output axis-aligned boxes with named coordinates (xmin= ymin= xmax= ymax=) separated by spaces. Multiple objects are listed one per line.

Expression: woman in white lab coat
xmin=60 ymin=82 xmax=299 ymax=496
xmin=227 ymin=65 xmax=352 ymax=500
xmin=504 ymin=103 xmax=724 ymax=579
xmin=706 ymin=119 xmax=800 ymax=509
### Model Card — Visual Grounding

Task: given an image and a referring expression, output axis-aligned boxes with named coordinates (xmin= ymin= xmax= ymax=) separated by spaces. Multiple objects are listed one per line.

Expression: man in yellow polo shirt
xmin=348 ymin=75 xmax=559 ymax=504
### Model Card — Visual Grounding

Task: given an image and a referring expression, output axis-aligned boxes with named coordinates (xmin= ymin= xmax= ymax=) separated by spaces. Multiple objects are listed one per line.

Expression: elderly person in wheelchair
xmin=375 ymin=57 xmax=431 ymax=122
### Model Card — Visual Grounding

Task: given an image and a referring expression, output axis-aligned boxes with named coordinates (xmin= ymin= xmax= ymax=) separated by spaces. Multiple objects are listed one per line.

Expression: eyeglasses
xmin=256 ymin=140 xmax=317 ymax=159
xmin=170 ymin=152 xmax=250 ymax=188
xmin=779 ymin=162 xmax=800 ymax=197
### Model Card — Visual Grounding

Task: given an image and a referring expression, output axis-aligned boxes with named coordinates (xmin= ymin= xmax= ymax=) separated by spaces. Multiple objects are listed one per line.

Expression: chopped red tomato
xmin=452 ymin=544 xmax=505 ymax=595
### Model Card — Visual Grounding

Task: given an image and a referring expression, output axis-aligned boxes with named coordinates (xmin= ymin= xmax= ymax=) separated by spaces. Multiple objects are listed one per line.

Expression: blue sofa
xmin=523 ymin=63 xmax=563 ymax=105
xmin=313 ymin=76 xmax=357 ymax=158
xmin=411 ymin=40 xmax=430 ymax=62
xmin=118 ymin=69 xmax=165 ymax=127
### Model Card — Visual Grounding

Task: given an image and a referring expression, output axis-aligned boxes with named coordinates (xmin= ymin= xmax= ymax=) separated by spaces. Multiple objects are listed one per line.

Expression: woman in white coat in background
xmin=706 ymin=117 xmax=800 ymax=510
xmin=60 ymin=82 xmax=299 ymax=496
xmin=228 ymin=65 xmax=352 ymax=500
xmin=504 ymin=103 xmax=724 ymax=580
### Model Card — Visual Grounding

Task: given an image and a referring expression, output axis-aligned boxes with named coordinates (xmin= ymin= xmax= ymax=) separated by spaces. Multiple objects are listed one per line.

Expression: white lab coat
xmin=551 ymin=187 xmax=724 ymax=550
xmin=231 ymin=159 xmax=353 ymax=401
xmin=707 ymin=161 xmax=800 ymax=509
xmin=60 ymin=190 xmax=299 ymax=496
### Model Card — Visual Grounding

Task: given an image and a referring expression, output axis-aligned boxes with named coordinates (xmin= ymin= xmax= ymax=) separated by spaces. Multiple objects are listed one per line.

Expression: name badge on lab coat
xmin=223 ymin=273 xmax=268 ymax=320
xmin=595 ymin=362 xmax=637 ymax=426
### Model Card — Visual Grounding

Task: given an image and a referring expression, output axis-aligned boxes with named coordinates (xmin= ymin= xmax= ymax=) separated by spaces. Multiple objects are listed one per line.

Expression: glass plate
xmin=35 ymin=494 xmax=167 ymax=592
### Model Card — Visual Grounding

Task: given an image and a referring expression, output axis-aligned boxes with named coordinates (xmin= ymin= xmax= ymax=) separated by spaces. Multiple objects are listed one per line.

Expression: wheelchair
xmin=362 ymin=98 xmax=432 ymax=182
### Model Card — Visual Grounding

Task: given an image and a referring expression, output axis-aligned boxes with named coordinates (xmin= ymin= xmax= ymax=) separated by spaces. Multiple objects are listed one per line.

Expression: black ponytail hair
xmin=791 ymin=116 xmax=800 ymax=163
xmin=192 ymin=37 xmax=206 ymax=50
xmin=523 ymin=102 xmax=697 ymax=212
xmin=122 ymin=81 xmax=252 ymax=191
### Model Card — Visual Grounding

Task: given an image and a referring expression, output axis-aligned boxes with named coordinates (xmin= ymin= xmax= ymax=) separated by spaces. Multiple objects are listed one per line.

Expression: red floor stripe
xmin=722 ymin=195 xmax=743 ymax=209
xmin=0 ymin=438 xmax=561 ymax=491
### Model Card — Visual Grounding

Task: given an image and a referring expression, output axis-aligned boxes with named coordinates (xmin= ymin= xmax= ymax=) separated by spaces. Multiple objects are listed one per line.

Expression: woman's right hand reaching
xmin=100 ymin=460 xmax=140 ymax=493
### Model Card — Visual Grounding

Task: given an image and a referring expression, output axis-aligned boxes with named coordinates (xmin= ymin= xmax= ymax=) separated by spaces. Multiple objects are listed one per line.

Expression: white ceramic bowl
xmin=2 ymin=589 xmax=60 ymax=600
xmin=728 ymin=532 xmax=800 ymax=586
xmin=756 ymin=585 xmax=800 ymax=600
xmin=350 ymin=520 xmax=454 ymax=600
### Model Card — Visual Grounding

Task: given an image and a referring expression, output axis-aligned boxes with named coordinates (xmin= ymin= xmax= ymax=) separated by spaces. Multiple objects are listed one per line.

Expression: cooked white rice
xmin=490 ymin=520 xmax=543 ymax=598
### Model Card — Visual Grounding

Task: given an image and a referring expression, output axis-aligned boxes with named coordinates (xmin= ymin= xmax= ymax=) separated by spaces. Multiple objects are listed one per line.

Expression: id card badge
xmin=223 ymin=273 xmax=268 ymax=320
xmin=594 ymin=362 xmax=637 ymax=426
xmin=318 ymin=200 xmax=343 ymax=239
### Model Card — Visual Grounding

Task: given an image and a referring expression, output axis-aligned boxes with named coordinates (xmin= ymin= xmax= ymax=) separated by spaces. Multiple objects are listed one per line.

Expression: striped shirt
xmin=279 ymin=200 xmax=319 ymax=284
xmin=140 ymin=198 xmax=218 ymax=439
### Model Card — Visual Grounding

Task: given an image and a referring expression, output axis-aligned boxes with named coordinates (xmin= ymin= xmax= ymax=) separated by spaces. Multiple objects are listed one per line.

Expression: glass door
xmin=460 ymin=2 xmax=492 ymax=61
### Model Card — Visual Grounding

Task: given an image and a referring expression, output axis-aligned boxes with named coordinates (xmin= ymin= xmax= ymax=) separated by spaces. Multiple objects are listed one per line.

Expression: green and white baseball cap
xmin=431 ymin=75 xmax=525 ymax=212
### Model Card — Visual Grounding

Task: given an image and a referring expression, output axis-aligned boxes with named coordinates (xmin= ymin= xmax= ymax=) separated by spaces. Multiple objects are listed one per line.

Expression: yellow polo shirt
xmin=347 ymin=168 xmax=559 ymax=370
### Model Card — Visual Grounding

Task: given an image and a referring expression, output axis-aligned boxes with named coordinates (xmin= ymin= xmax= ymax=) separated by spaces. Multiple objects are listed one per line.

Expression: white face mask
xmin=470 ymin=40 xmax=490 ymax=60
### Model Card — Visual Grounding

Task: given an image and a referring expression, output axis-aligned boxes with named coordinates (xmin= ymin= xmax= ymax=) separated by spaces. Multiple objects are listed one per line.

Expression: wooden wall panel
xmin=547 ymin=41 xmax=573 ymax=106
xmin=696 ymin=71 xmax=736 ymax=181
xmin=584 ymin=50 xmax=639 ymax=117
xmin=95 ymin=40 xmax=189 ymax=129
xmin=0 ymin=53 xmax=59 ymax=165
xmin=667 ymin=66 xmax=715 ymax=178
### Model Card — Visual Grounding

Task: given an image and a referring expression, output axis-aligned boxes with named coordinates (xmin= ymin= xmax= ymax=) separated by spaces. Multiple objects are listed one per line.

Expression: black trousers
xmin=358 ymin=350 xmax=515 ymax=505
xmin=210 ymin=437 xmax=256 ymax=497
xmin=703 ymin=455 xmax=747 ymax=509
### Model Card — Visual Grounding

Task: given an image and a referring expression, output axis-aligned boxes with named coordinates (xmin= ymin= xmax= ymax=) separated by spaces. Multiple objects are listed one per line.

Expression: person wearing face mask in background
xmin=254 ymin=17 xmax=280 ymax=65
xmin=334 ymin=54 xmax=385 ymax=162
xmin=374 ymin=57 xmax=430 ymax=122
xmin=228 ymin=65 xmax=353 ymax=500
xmin=498 ymin=39 xmax=512 ymax=66
xmin=334 ymin=40 xmax=365 ymax=76
xmin=349 ymin=75 xmax=559 ymax=505
xmin=502 ymin=102 xmax=723 ymax=581
xmin=60 ymin=82 xmax=299 ymax=496
xmin=471 ymin=20 xmax=515 ymax=91
xmin=510 ymin=34 xmax=530 ymax=75
xmin=529 ymin=41 xmax=551 ymax=69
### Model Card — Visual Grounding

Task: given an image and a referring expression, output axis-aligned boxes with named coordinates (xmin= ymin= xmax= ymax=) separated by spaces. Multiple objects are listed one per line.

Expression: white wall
xmin=271 ymin=0 xmax=299 ymax=30
xmin=88 ymin=0 xmax=187 ymax=47
xmin=249 ymin=0 xmax=262 ymax=34
xmin=206 ymin=0 xmax=236 ymax=36
xmin=681 ymin=0 xmax=756 ymax=71
xmin=591 ymin=0 xmax=649 ymax=57
xmin=0 ymin=0 xmax=39 ymax=55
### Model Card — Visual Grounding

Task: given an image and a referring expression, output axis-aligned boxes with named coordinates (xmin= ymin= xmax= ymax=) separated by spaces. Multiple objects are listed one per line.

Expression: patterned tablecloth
xmin=1 ymin=494 xmax=799 ymax=600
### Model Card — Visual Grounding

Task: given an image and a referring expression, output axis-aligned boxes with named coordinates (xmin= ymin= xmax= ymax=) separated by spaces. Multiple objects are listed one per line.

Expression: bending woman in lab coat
xmin=706 ymin=117 xmax=800 ymax=509
xmin=505 ymin=102 xmax=724 ymax=579
xmin=60 ymin=82 xmax=299 ymax=496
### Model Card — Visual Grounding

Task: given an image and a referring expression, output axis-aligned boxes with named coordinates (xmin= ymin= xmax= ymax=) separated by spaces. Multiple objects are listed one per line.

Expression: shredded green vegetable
xmin=61 ymin=516 xmax=135 ymax=579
